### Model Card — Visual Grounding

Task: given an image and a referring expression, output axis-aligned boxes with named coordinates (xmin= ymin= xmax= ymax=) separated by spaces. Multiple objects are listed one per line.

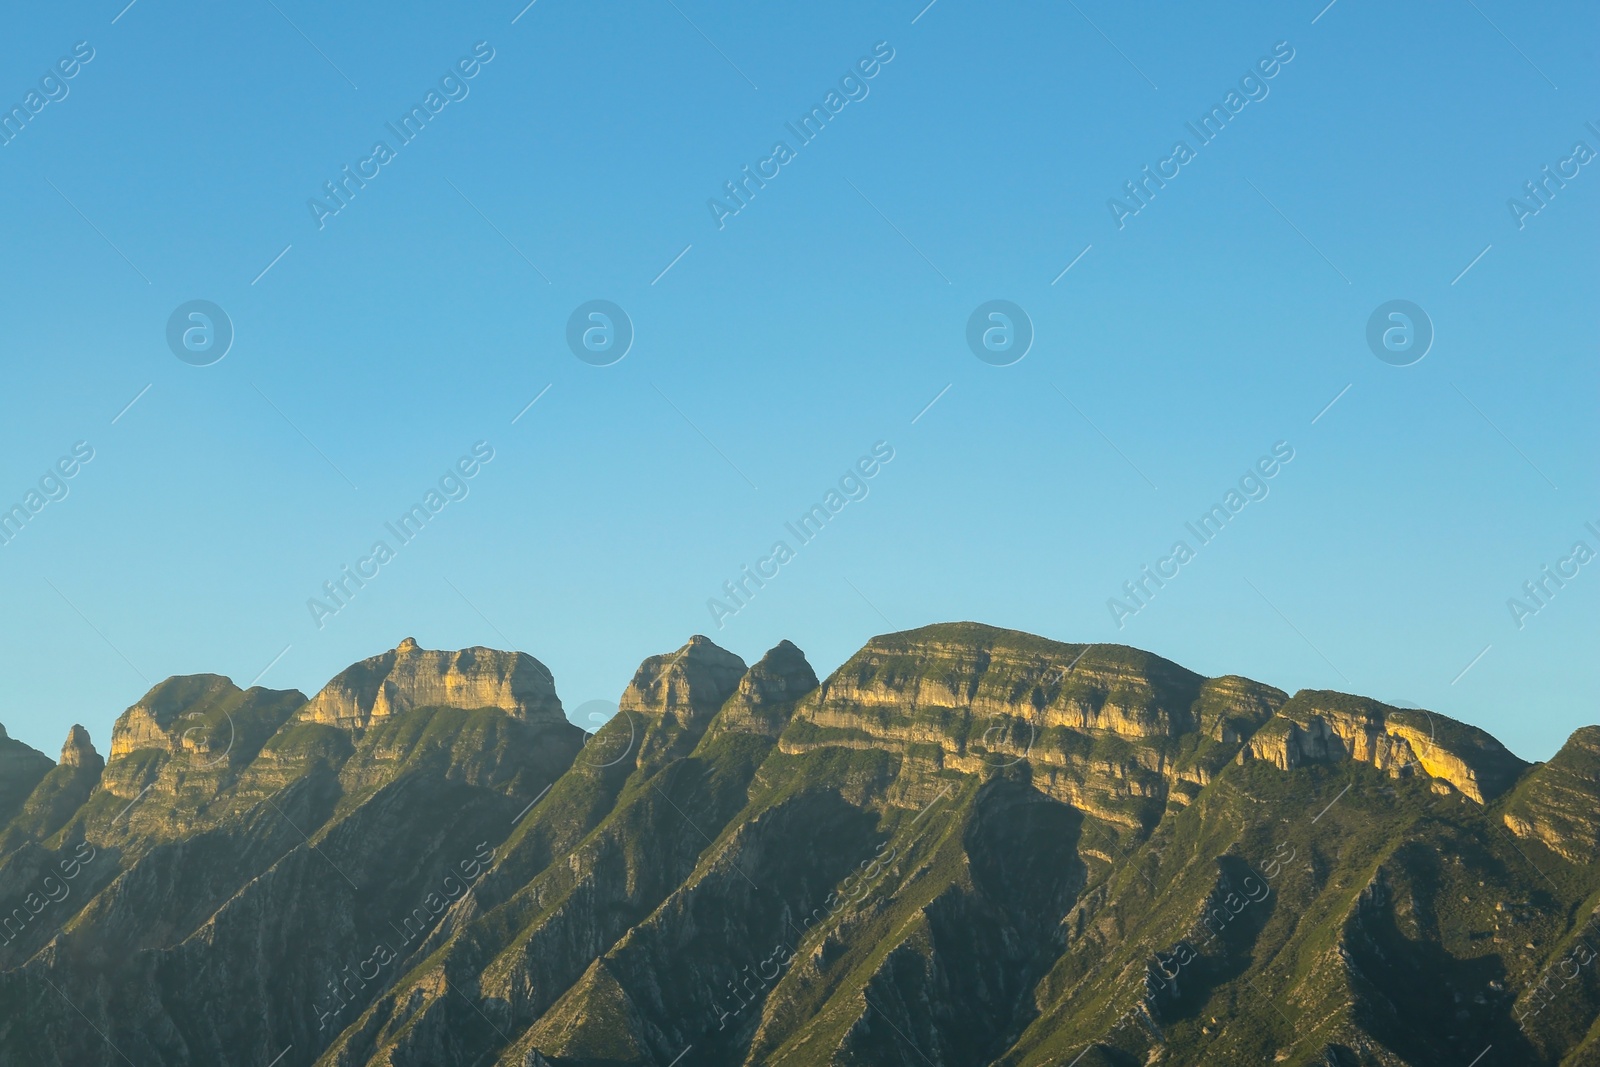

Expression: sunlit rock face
xmin=58 ymin=724 xmax=99 ymax=768
xmin=1240 ymin=690 xmax=1527 ymax=803
xmin=618 ymin=634 xmax=747 ymax=728
xmin=109 ymin=675 xmax=244 ymax=758
xmin=297 ymin=637 xmax=564 ymax=729
xmin=792 ymin=623 xmax=1208 ymax=742
xmin=710 ymin=640 xmax=819 ymax=738
xmin=776 ymin=623 xmax=1289 ymax=824
xmin=1503 ymin=725 xmax=1600 ymax=861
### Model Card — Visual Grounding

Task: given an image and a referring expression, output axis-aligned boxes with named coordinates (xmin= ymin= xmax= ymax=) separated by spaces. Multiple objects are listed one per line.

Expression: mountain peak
xmin=110 ymin=674 xmax=243 ymax=758
xmin=712 ymin=640 xmax=819 ymax=737
xmin=619 ymin=635 xmax=746 ymax=726
xmin=298 ymin=643 xmax=562 ymax=729
xmin=742 ymin=640 xmax=817 ymax=700
xmin=60 ymin=724 xmax=99 ymax=767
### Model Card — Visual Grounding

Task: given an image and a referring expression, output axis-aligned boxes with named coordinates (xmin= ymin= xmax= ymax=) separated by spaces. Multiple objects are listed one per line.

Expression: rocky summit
xmin=0 ymin=624 xmax=1597 ymax=1066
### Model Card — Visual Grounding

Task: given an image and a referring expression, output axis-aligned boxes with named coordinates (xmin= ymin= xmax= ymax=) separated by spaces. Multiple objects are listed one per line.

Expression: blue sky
xmin=0 ymin=0 xmax=1593 ymax=763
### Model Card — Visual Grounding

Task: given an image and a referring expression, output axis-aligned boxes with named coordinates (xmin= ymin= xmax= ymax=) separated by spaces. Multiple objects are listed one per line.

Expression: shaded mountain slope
xmin=0 ymin=622 xmax=1594 ymax=1067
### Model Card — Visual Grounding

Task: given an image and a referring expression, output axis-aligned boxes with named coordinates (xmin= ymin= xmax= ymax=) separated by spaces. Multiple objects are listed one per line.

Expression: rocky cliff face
xmin=796 ymin=623 xmax=1204 ymax=740
xmin=58 ymin=725 xmax=98 ymax=768
xmin=618 ymin=633 xmax=747 ymax=726
xmin=297 ymin=637 xmax=563 ymax=729
xmin=1502 ymin=726 xmax=1600 ymax=861
xmin=1240 ymin=691 xmax=1527 ymax=802
xmin=710 ymin=639 xmax=818 ymax=737
xmin=0 ymin=621 xmax=1592 ymax=1067
xmin=783 ymin=624 xmax=1284 ymax=828
xmin=109 ymin=674 xmax=243 ymax=757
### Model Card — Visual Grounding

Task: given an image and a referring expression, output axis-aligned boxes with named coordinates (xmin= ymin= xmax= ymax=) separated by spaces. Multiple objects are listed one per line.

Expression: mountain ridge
xmin=0 ymin=622 xmax=1594 ymax=1067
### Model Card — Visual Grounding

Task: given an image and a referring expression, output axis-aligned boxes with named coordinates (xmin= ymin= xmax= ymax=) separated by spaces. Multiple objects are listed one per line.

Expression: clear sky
xmin=0 ymin=0 xmax=1593 ymax=764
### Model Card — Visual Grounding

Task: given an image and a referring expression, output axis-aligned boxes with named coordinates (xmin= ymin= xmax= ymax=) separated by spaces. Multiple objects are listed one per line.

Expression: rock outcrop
xmin=59 ymin=725 xmax=100 ymax=769
xmin=1239 ymin=691 xmax=1526 ymax=803
xmin=781 ymin=623 xmax=1234 ymax=822
xmin=1503 ymin=726 xmax=1600 ymax=861
xmin=1194 ymin=674 xmax=1286 ymax=743
xmin=796 ymin=623 xmax=1206 ymax=742
xmin=711 ymin=640 xmax=819 ymax=737
xmin=297 ymin=637 xmax=562 ymax=729
xmin=618 ymin=634 xmax=747 ymax=727
xmin=0 ymin=726 xmax=105 ymax=853
xmin=109 ymin=674 xmax=242 ymax=757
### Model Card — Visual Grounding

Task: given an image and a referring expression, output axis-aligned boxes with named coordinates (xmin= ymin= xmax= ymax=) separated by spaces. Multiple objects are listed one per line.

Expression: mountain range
xmin=2 ymin=623 xmax=1598 ymax=1066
